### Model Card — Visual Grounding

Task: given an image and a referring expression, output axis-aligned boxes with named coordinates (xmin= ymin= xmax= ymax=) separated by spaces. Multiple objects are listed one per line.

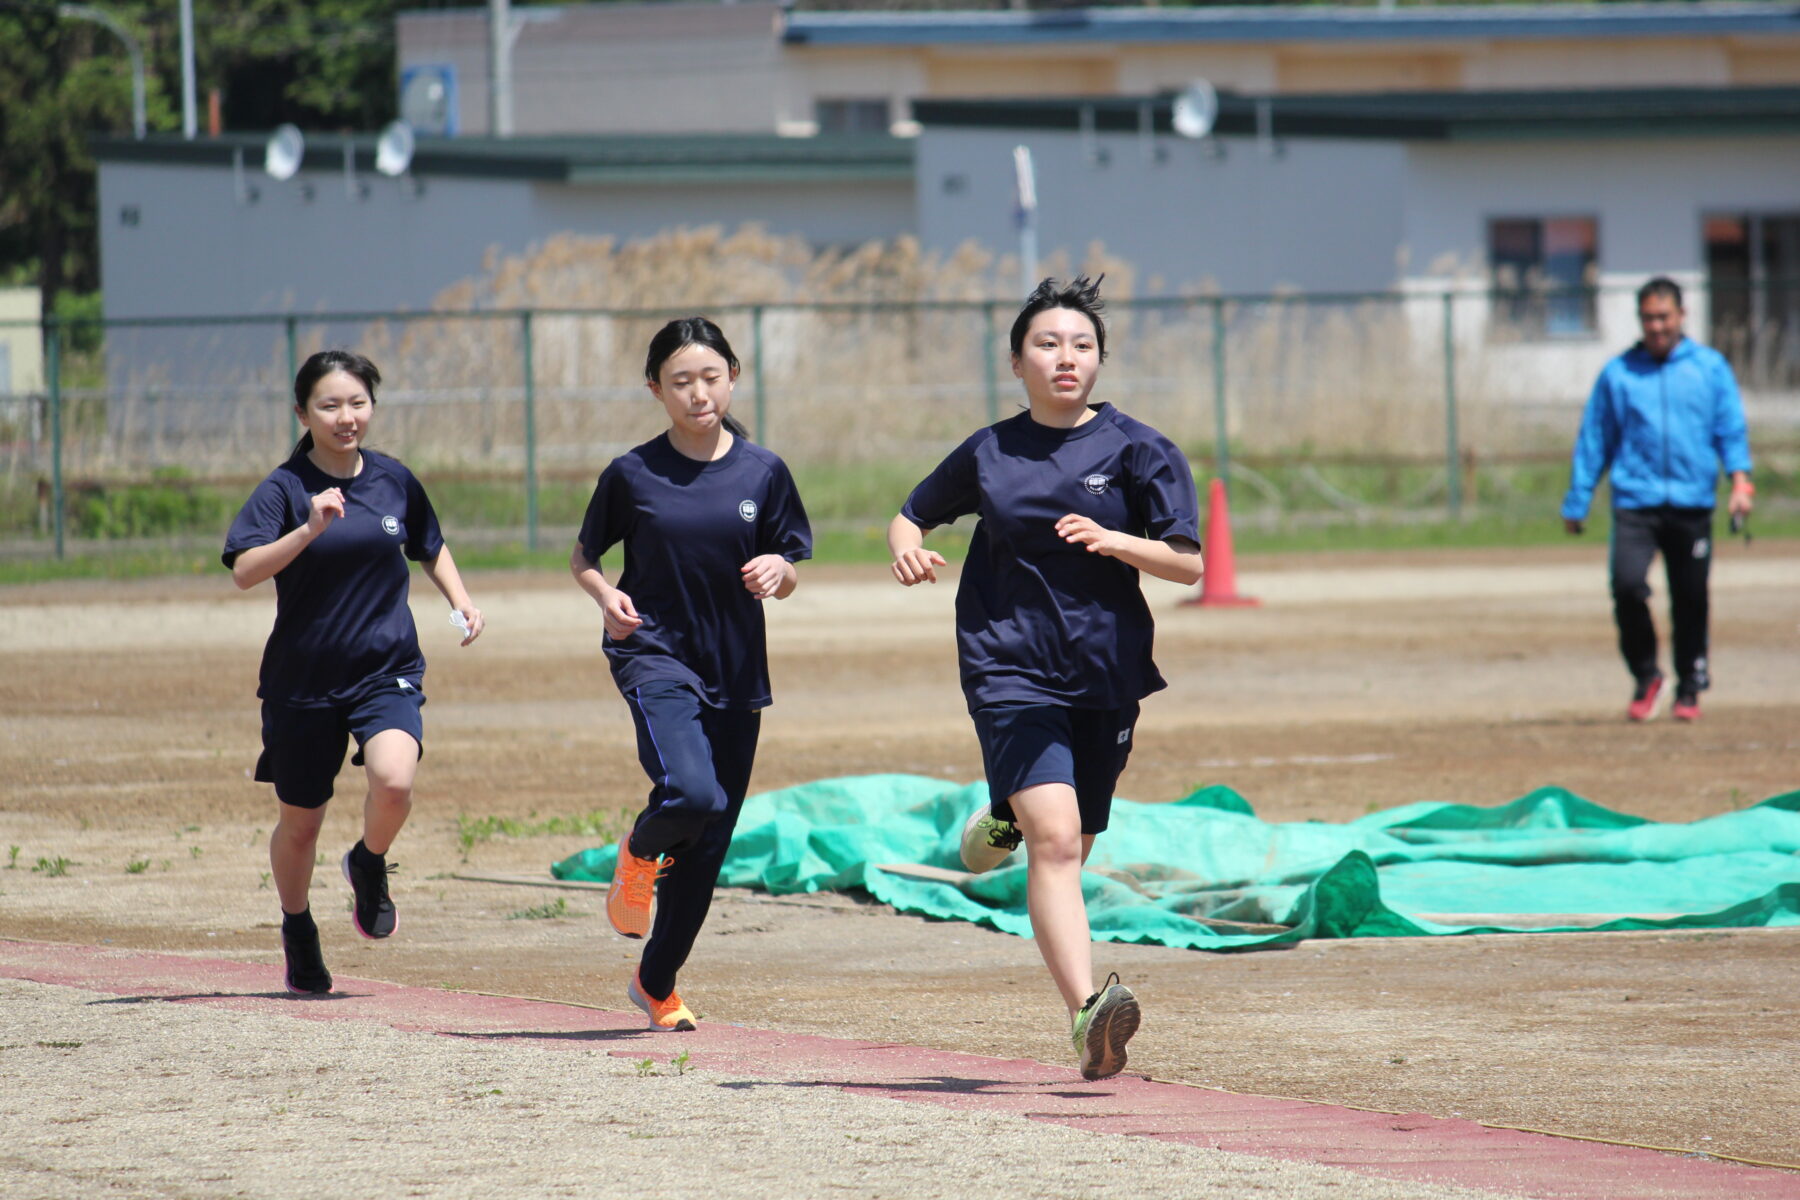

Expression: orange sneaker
xmin=628 ymin=970 xmax=697 ymax=1032
xmin=607 ymin=840 xmax=668 ymax=939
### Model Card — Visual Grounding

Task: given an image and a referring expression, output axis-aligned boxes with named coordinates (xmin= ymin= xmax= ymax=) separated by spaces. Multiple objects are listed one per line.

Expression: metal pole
xmin=284 ymin=316 xmax=298 ymax=446
xmin=751 ymin=305 xmax=766 ymax=444
xmin=982 ymin=302 xmax=999 ymax=425
xmin=1442 ymin=290 xmax=1461 ymax=521
xmin=1211 ymin=297 xmax=1229 ymax=489
xmin=57 ymin=5 xmax=146 ymax=139
xmin=1013 ymin=145 xmax=1038 ymax=298
xmin=488 ymin=0 xmax=514 ymax=137
xmin=520 ymin=310 xmax=538 ymax=550
xmin=179 ymin=0 xmax=196 ymax=139
xmin=47 ymin=318 xmax=65 ymax=559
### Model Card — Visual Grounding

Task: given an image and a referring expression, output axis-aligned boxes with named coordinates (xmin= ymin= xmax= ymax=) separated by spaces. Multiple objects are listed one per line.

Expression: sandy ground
xmin=3 ymin=542 xmax=1799 ymax=1186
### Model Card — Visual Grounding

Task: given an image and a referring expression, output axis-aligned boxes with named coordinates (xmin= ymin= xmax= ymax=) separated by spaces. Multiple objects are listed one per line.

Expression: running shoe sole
xmin=342 ymin=851 xmax=397 ymax=940
xmin=1079 ymin=985 xmax=1141 ymax=1081
xmin=959 ymin=806 xmax=1021 ymax=874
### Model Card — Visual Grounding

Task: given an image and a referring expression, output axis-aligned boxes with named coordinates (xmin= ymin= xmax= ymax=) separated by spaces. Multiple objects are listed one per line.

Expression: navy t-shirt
xmin=902 ymin=403 xmax=1200 ymax=712
xmin=222 ymin=449 xmax=445 ymax=708
xmin=577 ymin=434 xmax=812 ymax=709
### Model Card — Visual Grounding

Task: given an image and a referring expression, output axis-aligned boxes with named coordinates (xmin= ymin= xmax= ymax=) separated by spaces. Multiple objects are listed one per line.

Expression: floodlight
xmin=1172 ymin=81 xmax=1219 ymax=140
xmin=265 ymin=123 xmax=305 ymax=180
xmin=376 ymin=120 xmax=415 ymax=177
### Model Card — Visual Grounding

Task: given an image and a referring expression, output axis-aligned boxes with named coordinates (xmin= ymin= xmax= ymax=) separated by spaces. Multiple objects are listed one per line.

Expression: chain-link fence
xmin=3 ymin=283 xmax=1795 ymax=559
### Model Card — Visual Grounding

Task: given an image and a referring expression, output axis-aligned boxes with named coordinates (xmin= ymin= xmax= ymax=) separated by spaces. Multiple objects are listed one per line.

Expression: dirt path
xmin=3 ymin=544 xmax=1798 ymax=1171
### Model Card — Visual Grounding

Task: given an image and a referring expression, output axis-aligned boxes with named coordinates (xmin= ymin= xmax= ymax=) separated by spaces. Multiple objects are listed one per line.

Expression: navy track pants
xmin=621 ymin=679 xmax=760 ymax=1001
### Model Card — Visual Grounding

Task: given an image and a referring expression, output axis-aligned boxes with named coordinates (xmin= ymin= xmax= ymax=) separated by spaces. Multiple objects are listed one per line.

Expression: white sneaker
xmin=959 ymin=805 xmax=1023 ymax=873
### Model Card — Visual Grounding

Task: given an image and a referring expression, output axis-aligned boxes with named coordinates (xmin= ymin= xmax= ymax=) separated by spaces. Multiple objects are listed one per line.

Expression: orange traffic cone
xmin=1184 ymin=477 xmax=1259 ymax=607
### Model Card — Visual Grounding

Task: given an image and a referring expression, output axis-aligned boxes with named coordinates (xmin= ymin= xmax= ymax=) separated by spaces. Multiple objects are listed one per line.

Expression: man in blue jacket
xmin=1562 ymin=276 xmax=1754 ymax=723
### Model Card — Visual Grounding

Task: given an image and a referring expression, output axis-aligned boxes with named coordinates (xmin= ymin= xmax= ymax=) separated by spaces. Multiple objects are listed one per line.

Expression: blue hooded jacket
xmin=1561 ymin=336 xmax=1752 ymax=519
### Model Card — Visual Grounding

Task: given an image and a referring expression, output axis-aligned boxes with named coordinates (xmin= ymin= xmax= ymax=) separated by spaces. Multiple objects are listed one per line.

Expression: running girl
xmin=888 ymin=277 xmax=1202 ymax=1080
xmin=223 ymin=349 xmax=484 ymax=995
xmin=571 ymin=317 xmax=811 ymax=1032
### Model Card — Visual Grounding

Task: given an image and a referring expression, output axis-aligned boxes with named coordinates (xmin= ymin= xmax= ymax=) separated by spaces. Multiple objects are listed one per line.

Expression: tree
xmin=0 ymin=0 xmax=418 ymax=317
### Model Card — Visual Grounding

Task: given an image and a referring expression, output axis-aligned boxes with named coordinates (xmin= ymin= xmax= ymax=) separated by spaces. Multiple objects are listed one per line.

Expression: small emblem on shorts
xmin=738 ymin=500 xmax=758 ymax=522
xmin=1694 ymin=538 xmax=1709 ymax=558
xmin=1117 ymin=727 xmax=1132 ymax=745
xmin=396 ymin=678 xmax=414 ymax=691
xmin=1084 ymin=474 xmax=1111 ymax=495
xmin=382 ymin=515 xmax=400 ymax=536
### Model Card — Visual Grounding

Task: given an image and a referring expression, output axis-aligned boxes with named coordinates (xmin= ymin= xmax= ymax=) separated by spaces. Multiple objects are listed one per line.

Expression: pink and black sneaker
xmin=342 ymin=842 xmax=398 ymax=939
xmin=1626 ymin=674 xmax=1668 ymax=723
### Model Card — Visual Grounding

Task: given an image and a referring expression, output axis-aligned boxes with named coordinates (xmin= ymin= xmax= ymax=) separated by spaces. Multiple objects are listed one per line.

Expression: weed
xmin=5 ymin=845 xmax=18 ymax=869
xmin=37 ymin=1040 xmax=83 ymax=1049
xmin=1387 ymin=1055 xmax=1408 ymax=1065
xmin=258 ymin=871 xmax=271 ymax=890
xmin=455 ymin=808 xmax=634 ymax=860
xmin=505 ymin=897 xmax=571 ymax=921
xmin=189 ymin=845 xmax=204 ymax=859
xmin=635 ymin=1058 xmax=657 ymax=1077
xmin=671 ymin=1050 xmax=691 ymax=1076
xmin=125 ymin=857 xmax=150 ymax=875
xmin=32 ymin=856 xmax=71 ymax=877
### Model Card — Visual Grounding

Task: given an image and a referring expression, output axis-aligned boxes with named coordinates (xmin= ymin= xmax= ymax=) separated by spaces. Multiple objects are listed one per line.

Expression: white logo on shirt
xmin=739 ymin=500 xmax=758 ymax=522
xmin=382 ymin=515 xmax=400 ymax=535
xmin=1085 ymin=474 xmax=1111 ymax=495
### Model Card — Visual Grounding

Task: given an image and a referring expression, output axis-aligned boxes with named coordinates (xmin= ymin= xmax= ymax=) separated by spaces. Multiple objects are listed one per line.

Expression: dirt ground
xmin=2 ymin=542 xmax=1797 ymax=1169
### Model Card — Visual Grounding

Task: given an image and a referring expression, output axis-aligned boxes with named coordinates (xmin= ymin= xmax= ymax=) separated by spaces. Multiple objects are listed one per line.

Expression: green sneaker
xmin=959 ymin=805 xmax=1023 ymax=873
xmin=1071 ymin=973 xmax=1140 ymax=1081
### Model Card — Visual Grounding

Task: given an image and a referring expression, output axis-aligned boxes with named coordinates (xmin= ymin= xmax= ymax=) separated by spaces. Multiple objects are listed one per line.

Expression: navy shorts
xmin=255 ymin=681 xmax=425 ymax=809
xmin=972 ymin=701 xmax=1139 ymax=835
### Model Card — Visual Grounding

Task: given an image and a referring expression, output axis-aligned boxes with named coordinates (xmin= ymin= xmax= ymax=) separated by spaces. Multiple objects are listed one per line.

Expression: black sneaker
xmin=341 ymin=843 xmax=398 ymax=939
xmin=281 ymin=924 xmax=333 ymax=995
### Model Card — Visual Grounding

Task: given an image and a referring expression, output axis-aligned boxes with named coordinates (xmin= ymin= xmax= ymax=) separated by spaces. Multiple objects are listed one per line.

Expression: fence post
xmin=284 ymin=316 xmax=298 ymax=446
xmin=1442 ymin=290 xmax=1461 ymax=521
xmin=520 ymin=309 xmax=538 ymax=551
xmin=982 ymin=302 xmax=999 ymax=425
xmin=1210 ymin=297 xmax=1229 ymax=489
xmin=750 ymin=304 xmax=766 ymax=443
xmin=47 ymin=316 xmax=65 ymax=560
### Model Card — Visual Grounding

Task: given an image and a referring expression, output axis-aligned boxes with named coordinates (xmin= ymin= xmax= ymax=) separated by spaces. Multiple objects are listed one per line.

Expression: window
xmin=814 ymin=98 xmax=890 ymax=135
xmin=1705 ymin=212 xmax=1800 ymax=387
xmin=1488 ymin=216 xmax=1599 ymax=337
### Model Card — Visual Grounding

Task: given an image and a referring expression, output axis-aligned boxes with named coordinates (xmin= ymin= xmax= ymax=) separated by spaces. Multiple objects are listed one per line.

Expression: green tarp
xmin=552 ymin=775 xmax=1800 ymax=951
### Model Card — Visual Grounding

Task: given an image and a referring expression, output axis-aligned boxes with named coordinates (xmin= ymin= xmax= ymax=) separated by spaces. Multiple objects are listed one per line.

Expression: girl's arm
xmin=1054 ymin=515 xmax=1204 ymax=586
xmin=570 ymin=543 xmax=643 ymax=640
xmin=741 ymin=555 xmax=798 ymax=601
xmin=420 ymin=544 xmax=484 ymax=645
xmin=888 ymin=513 xmax=947 ymax=586
xmin=230 ymin=488 xmax=344 ymax=590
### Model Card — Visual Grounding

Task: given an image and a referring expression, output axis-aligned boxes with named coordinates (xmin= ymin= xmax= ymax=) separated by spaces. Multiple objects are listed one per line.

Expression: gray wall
xmin=916 ymin=126 xmax=1408 ymax=294
xmin=398 ymin=4 xmax=788 ymax=137
xmin=95 ymin=158 xmax=913 ymax=404
xmin=1400 ymin=134 xmax=1800 ymax=279
xmin=99 ymin=161 xmax=913 ymax=323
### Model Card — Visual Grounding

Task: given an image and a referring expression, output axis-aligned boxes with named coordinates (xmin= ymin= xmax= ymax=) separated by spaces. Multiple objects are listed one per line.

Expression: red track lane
xmin=3 ymin=938 xmax=1794 ymax=1200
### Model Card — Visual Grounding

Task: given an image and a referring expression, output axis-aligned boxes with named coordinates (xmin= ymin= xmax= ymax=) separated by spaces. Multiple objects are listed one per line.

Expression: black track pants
xmin=1608 ymin=506 xmax=1714 ymax=694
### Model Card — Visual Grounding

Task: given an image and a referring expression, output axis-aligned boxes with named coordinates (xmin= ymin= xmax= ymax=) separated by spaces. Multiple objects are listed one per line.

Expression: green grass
xmin=3 ymin=456 xmax=1795 ymax=584
xmin=455 ymin=808 xmax=635 ymax=859
xmin=505 ymin=897 xmax=572 ymax=921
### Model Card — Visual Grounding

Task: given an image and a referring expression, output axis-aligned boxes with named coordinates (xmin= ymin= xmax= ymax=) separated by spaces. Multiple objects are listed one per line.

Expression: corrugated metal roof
xmin=912 ymin=87 xmax=1800 ymax=140
xmin=784 ymin=3 xmax=1800 ymax=46
xmin=90 ymin=133 xmax=915 ymax=185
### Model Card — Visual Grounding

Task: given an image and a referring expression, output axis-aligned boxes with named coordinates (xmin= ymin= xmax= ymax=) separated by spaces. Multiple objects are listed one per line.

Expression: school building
xmin=86 ymin=3 xmax=1800 ymax=396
